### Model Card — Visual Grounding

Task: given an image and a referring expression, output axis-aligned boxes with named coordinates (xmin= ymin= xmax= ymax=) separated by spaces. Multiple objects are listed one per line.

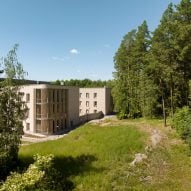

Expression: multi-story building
xmin=79 ymin=87 xmax=113 ymax=116
xmin=19 ymin=84 xmax=113 ymax=135
xmin=19 ymin=84 xmax=79 ymax=135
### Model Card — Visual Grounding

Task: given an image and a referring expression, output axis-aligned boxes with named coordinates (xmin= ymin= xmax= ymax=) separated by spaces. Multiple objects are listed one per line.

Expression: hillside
xmin=19 ymin=117 xmax=191 ymax=191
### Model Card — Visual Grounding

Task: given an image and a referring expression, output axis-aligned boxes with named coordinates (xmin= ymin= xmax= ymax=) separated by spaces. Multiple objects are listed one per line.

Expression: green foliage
xmin=0 ymin=154 xmax=64 ymax=191
xmin=113 ymin=0 xmax=191 ymax=121
xmin=51 ymin=78 xmax=113 ymax=88
xmin=171 ymin=107 xmax=191 ymax=144
xmin=0 ymin=44 xmax=27 ymax=180
xmin=113 ymin=21 xmax=156 ymax=119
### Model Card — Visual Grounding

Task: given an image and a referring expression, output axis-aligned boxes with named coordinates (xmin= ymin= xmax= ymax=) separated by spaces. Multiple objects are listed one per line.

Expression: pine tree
xmin=112 ymin=30 xmax=137 ymax=118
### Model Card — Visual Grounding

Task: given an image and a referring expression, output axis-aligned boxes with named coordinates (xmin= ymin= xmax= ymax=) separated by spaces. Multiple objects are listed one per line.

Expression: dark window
xmin=26 ymin=123 xmax=30 ymax=131
xmin=86 ymin=93 xmax=89 ymax=98
xmin=94 ymin=93 xmax=97 ymax=98
xmin=26 ymin=93 xmax=30 ymax=102
xmin=94 ymin=101 xmax=97 ymax=107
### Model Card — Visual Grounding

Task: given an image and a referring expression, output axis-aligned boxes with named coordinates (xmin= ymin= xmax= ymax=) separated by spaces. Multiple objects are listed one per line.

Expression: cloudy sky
xmin=0 ymin=0 xmax=181 ymax=81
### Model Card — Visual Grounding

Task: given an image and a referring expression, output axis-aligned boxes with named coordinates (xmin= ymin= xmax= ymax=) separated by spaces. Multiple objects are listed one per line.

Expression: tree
xmin=148 ymin=3 xmax=178 ymax=126
xmin=174 ymin=0 xmax=191 ymax=107
xmin=113 ymin=21 xmax=156 ymax=118
xmin=112 ymin=29 xmax=137 ymax=118
xmin=0 ymin=44 xmax=26 ymax=180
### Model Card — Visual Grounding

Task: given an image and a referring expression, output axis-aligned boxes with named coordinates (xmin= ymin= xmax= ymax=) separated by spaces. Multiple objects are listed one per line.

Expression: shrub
xmin=171 ymin=107 xmax=191 ymax=147
xmin=0 ymin=154 xmax=65 ymax=191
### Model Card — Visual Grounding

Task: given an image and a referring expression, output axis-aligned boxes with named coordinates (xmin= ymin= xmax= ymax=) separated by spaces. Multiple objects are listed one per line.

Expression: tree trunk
xmin=162 ymin=93 xmax=166 ymax=127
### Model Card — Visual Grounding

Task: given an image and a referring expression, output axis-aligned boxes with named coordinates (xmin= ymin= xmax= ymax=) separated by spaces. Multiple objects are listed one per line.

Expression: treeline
xmin=51 ymin=79 xmax=113 ymax=88
xmin=112 ymin=0 xmax=191 ymax=124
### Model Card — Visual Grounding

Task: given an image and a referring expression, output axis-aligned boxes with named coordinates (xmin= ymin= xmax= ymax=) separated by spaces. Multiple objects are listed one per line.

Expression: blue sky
xmin=0 ymin=0 xmax=181 ymax=81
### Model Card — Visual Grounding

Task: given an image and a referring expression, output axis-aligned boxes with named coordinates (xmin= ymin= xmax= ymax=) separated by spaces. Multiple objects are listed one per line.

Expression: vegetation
xmin=0 ymin=154 xmax=64 ymax=191
xmin=51 ymin=79 xmax=113 ymax=88
xmin=171 ymin=107 xmax=191 ymax=148
xmin=18 ymin=123 xmax=146 ymax=190
xmin=0 ymin=44 xmax=26 ymax=180
xmin=16 ymin=119 xmax=191 ymax=190
xmin=113 ymin=0 xmax=191 ymax=124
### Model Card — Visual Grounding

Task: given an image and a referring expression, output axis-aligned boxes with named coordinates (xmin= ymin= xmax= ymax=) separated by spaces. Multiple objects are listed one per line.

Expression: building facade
xmin=20 ymin=84 xmax=79 ymax=135
xmin=79 ymin=87 xmax=113 ymax=116
xmin=19 ymin=85 xmax=113 ymax=135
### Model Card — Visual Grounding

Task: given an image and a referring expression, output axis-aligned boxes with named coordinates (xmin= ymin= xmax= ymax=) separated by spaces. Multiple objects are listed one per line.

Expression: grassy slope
xmin=19 ymin=118 xmax=191 ymax=191
xmin=19 ymin=123 xmax=147 ymax=191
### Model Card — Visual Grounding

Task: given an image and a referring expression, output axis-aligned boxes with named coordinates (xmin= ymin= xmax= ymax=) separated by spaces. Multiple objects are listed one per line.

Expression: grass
xmin=19 ymin=118 xmax=191 ymax=190
xmin=19 ymin=123 xmax=147 ymax=191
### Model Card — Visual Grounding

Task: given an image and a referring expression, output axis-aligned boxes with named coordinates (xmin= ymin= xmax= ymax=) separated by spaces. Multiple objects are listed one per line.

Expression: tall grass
xmin=19 ymin=123 xmax=146 ymax=190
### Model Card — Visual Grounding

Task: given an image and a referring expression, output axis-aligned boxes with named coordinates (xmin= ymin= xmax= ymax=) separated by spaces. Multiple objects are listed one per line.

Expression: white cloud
xmin=70 ymin=48 xmax=80 ymax=54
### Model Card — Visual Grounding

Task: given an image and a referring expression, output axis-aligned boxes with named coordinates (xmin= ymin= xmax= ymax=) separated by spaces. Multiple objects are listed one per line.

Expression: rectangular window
xmin=26 ymin=123 xmax=30 ymax=131
xmin=86 ymin=101 xmax=89 ymax=107
xmin=53 ymin=104 xmax=55 ymax=113
xmin=57 ymin=90 xmax=59 ymax=102
xmin=26 ymin=93 xmax=30 ymax=102
xmin=86 ymin=109 xmax=89 ymax=114
xmin=79 ymin=109 xmax=82 ymax=114
xmin=94 ymin=93 xmax=97 ymax=98
xmin=36 ymin=120 xmax=41 ymax=132
xmin=79 ymin=101 xmax=82 ymax=106
xmin=79 ymin=93 xmax=82 ymax=98
xmin=94 ymin=110 xmax=97 ymax=113
xmin=61 ymin=90 xmax=64 ymax=102
xmin=26 ymin=109 xmax=30 ymax=118
xmin=86 ymin=93 xmax=89 ymax=98
xmin=94 ymin=101 xmax=97 ymax=107
xmin=36 ymin=105 xmax=41 ymax=118
xmin=57 ymin=104 xmax=59 ymax=113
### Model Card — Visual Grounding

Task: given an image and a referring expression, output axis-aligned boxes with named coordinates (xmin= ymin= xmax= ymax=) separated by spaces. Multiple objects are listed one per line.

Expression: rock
xmin=130 ymin=153 xmax=147 ymax=166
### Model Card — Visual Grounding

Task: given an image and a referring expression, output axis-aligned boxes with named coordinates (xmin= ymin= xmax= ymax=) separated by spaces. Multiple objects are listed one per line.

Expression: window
xmin=94 ymin=110 xmax=97 ymax=113
xmin=79 ymin=109 xmax=82 ymax=114
xmin=57 ymin=104 xmax=59 ymax=113
xmin=26 ymin=123 xmax=30 ymax=131
xmin=86 ymin=93 xmax=89 ymax=98
xmin=26 ymin=93 xmax=30 ymax=102
xmin=79 ymin=101 xmax=82 ymax=106
xmin=57 ymin=90 xmax=59 ymax=102
xmin=94 ymin=101 xmax=97 ymax=107
xmin=26 ymin=109 xmax=30 ymax=118
xmin=61 ymin=90 xmax=64 ymax=102
xmin=93 ymin=93 xmax=97 ymax=98
xmin=86 ymin=109 xmax=89 ymax=114
xmin=86 ymin=101 xmax=89 ymax=107
xmin=18 ymin=92 xmax=24 ymax=101
xmin=79 ymin=93 xmax=82 ymax=98
xmin=36 ymin=89 xmax=41 ymax=102
xmin=53 ymin=104 xmax=55 ymax=113
xmin=53 ymin=90 xmax=55 ymax=102
xmin=49 ymin=90 xmax=52 ymax=102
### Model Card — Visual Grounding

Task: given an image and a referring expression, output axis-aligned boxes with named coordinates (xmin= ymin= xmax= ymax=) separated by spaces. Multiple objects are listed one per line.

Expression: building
xmin=19 ymin=84 xmax=113 ymax=135
xmin=19 ymin=84 xmax=79 ymax=135
xmin=79 ymin=87 xmax=113 ymax=116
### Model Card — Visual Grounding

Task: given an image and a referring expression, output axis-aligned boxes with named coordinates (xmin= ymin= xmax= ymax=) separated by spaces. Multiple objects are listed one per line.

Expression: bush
xmin=171 ymin=107 xmax=191 ymax=147
xmin=0 ymin=154 xmax=65 ymax=191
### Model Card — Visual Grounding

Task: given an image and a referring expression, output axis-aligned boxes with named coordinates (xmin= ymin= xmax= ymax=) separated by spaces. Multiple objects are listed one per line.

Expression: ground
xmin=19 ymin=116 xmax=191 ymax=191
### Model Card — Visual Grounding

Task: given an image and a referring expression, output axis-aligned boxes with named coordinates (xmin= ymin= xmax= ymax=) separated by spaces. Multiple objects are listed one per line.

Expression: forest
xmin=112 ymin=0 xmax=191 ymax=125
